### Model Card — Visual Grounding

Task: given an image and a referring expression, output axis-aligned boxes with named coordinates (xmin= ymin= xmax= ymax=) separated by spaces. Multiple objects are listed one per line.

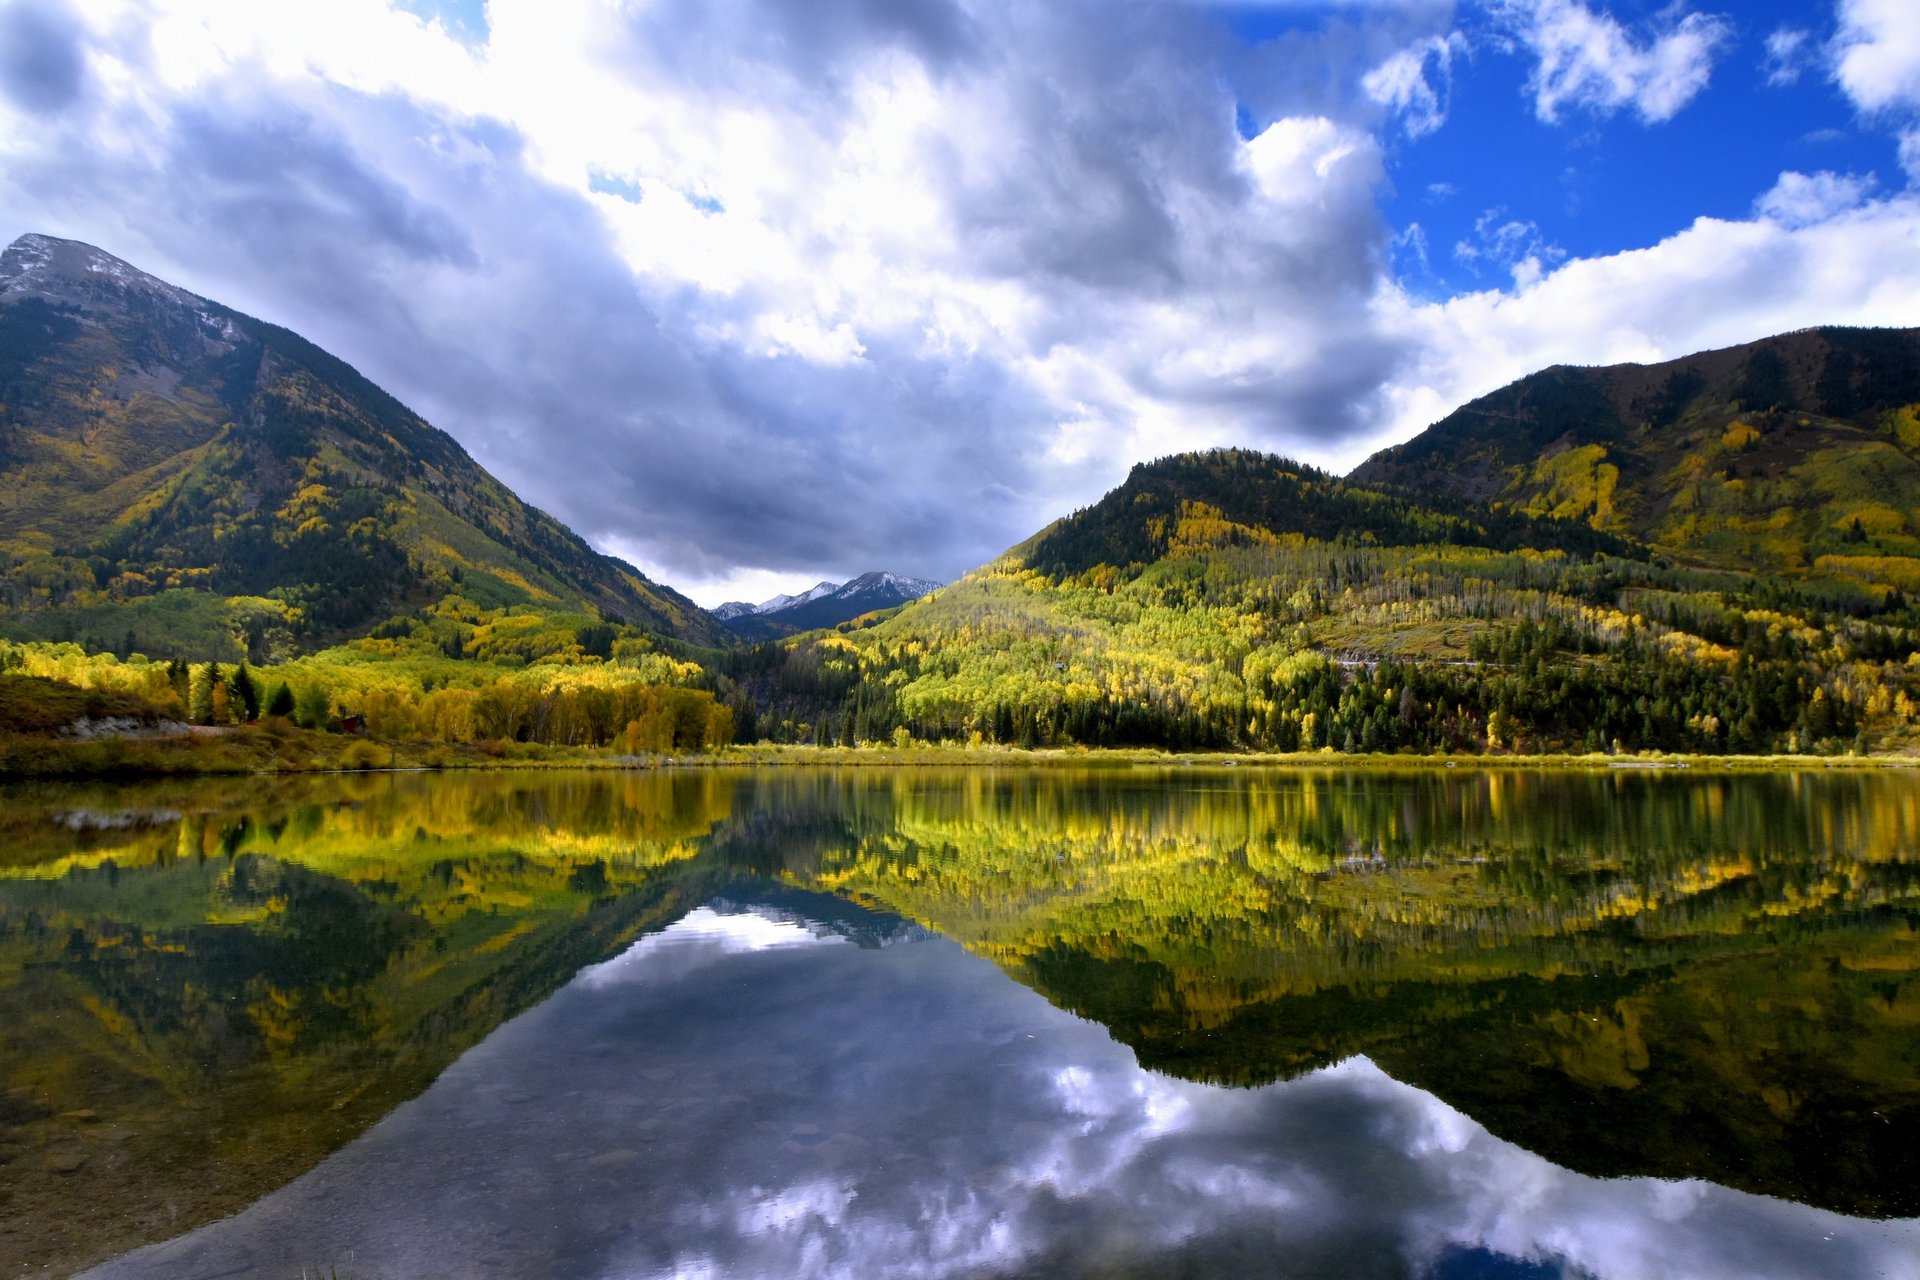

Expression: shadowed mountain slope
xmin=0 ymin=234 xmax=727 ymax=657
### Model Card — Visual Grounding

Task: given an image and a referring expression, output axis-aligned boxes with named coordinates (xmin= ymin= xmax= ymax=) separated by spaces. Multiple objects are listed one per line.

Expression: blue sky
xmin=1345 ymin=1 xmax=1905 ymax=293
xmin=2 ymin=0 xmax=1918 ymax=604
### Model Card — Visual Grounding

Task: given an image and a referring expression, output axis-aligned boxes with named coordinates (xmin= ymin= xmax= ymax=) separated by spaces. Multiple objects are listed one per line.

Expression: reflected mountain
xmin=0 ymin=772 xmax=740 ymax=1275
xmin=714 ymin=768 xmax=1920 ymax=1218
xmin=4 ymin=766 xmax=1919 ymax=1274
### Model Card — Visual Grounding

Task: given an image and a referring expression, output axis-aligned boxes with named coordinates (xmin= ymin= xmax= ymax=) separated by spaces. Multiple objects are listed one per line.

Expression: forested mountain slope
xmin=0 ymin=234 xmax=726 ymax=657
xmin=1350 ymin=327 xmax=1920 ymax=588
xmin=732 ymin=445 xmax=1920 ymax=755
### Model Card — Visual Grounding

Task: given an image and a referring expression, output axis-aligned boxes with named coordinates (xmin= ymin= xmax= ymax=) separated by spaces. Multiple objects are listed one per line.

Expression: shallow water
xmin=3 ymin=766 xmax=1917 ymax=1278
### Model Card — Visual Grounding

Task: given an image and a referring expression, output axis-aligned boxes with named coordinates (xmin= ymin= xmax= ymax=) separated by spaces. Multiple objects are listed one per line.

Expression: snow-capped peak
xmin=711 ymin=571 xmax=943 ymax=630
xmin=840 ymin=571 xmax=941 ymax=598
xmin=1 ymin=235 xmax=236 ymax=357
xmin=747 ymin=580 xmax=840 ymax=615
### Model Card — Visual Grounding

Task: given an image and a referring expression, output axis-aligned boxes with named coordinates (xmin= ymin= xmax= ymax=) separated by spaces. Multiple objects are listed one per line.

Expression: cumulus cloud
xmin=1902 ymin=129 xmax=1920 ymax=184
xmin=1489 ymin=0 xmax=1732 ymax=124
xmin=1830 ymin=0 xmax=1920 ymax=186
xmin=0 ymin=0 xmax=1915 ymax=602
xmin=1753 ymin=170 xmax=1876 ymax=228
xmin=1831 ymin=0 xmax=1920 ymax=114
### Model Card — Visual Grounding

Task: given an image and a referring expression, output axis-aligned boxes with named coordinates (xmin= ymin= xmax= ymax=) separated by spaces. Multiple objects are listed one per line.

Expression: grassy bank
xmin=4 ymin=726 xmax=1914 ymax=778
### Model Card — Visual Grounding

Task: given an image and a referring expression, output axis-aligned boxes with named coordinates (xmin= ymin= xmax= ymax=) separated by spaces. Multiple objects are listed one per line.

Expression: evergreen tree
xmin=230 ymin=663 xmax=261 ymax=721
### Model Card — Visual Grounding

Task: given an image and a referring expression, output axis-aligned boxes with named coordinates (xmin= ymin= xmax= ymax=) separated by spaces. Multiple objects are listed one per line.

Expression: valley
xmin=4 ymin=235 xmax=1920 ymax=768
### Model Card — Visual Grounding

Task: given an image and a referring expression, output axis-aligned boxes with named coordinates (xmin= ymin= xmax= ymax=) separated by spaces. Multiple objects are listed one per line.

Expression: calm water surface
xmin=2 ymin=766 xmax=1918 ymax=1278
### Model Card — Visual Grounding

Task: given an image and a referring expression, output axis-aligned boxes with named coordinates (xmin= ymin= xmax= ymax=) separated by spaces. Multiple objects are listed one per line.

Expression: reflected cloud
xmin=577 ymin=906 xmax=844 ymax=990
xmin=85 ymin=899 xmax=1920 ymax=1280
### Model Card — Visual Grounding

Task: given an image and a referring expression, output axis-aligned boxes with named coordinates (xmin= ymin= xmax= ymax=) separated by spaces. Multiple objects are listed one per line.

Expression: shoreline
xmin=3 ymin=727 xmax=1916 ymax=779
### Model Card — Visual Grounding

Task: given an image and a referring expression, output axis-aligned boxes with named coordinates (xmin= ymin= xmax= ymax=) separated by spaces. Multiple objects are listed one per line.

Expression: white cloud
xmin=1832 ymin=0 xmax=1920 ymax=113
xmin=1363 ymin=33 xmax=1467 ymax=138
xmin=1490 ymin=0 xmax=1732 ymax=124
xmin=1352 ymin=187 xmax=1920 ymax=472
xmin=1453 ymin=208 xmax=1566 ymax=286
xmin=1762 ymin=27 xmax=1813 ymax=88
xmin=1831 ymin=0 xmax=1920 ymax=190
xmin=1753 ymin=170 xmax=1876 ymax=228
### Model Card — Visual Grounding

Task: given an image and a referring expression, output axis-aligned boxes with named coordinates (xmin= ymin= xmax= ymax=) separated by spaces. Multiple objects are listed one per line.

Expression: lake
xmin=3 ymin=765 xmax=1918 ymax=1278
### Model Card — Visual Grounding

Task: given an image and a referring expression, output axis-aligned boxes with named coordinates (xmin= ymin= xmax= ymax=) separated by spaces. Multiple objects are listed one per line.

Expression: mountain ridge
xmin=1349 ymin=325 xmax=1920 ymax=586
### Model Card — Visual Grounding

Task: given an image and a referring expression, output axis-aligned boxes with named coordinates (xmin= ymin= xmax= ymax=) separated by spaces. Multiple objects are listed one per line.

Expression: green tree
xmin=187 ymin=663 xmax=215 ymax=725
xmin=294 ymin=682 xmax=332 ymax=731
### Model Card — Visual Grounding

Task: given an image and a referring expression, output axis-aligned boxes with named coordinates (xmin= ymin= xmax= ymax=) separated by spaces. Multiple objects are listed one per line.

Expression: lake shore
xmin=4 ymin=722 xmax=1916 ymax=778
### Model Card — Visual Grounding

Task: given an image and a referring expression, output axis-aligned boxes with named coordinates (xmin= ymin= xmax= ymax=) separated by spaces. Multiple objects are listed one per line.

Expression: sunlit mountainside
xmin=0 ymin=234 xmax=726 ymax=658
xmin=740 ymin=433 xmax=1920 ymax=753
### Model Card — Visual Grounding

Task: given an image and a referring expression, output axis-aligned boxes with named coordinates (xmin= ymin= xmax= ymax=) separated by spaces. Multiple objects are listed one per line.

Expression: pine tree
xmin=231 ymin=664 xmax=261 ymax=722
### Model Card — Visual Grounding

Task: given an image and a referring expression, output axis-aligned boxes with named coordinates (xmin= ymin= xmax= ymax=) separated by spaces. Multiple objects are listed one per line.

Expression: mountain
xmin=712 ymin=581 xmax=840 ymax=621
xmin=0 ymin=234 xmax=728 ymax=657
xmin=1350 ymin=326 xmax=1920 ymax=588
xmin=716 ymin=570 xmax=941 ymax=640
xmin=732 ymin=432 xmax=1920 ymax=754
xmin=1019 ymin=449 xmax=1628 ymax=582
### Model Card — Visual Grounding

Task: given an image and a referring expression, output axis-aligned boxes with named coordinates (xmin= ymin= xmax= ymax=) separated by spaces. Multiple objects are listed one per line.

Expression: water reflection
xmin=1 ymin=766 xmax=1917 ymax=1276
xmin=85 ymin=897 xmax=1920 ymax=1280
xmin=0 ymin=772 xmax=738 ymax=1275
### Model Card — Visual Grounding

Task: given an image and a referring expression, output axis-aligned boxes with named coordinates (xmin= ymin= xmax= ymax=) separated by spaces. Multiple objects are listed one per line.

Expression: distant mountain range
xmin=0 ymin=233 xmax=727 ymax=657
xmin=715 ymin=571 xmax=941 ymax=640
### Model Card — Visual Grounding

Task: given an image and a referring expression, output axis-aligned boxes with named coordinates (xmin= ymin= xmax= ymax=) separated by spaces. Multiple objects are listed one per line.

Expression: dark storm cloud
xmin=166 ymin=100 xmax=479 ymax=275
xmin=908 ymin=2 xmax=1434 ymax=446
xmin=927 ymin=3 xmax=1236 ymax=295
xmin=607 ymin=0 xmax=981 ymax=130
xmin=0 ymin=0 xmax=1460 ymax=592
xmin=0 ymin=0 xmax=89 ymax=116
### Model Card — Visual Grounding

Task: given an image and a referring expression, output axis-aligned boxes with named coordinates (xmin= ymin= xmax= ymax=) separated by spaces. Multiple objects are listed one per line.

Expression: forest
xmin=726 ymin=450 xmax=1919 ymax=757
